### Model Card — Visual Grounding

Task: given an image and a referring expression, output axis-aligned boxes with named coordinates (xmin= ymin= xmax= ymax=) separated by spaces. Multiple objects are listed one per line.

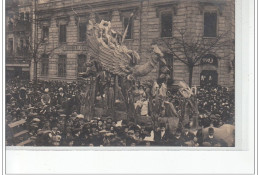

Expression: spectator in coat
xmin=203 ymin=127 xmax=222 ymax=147
xmin=169 ymin=128 xmax=187 ymax=146
xmin=57 ymin=87 xmax=66 ymax=105
xmin=182 ymin=124 xmax=195 ymax=142
xmin=41 ymin=88 xmax=51 ymax=106
xmin=154 ymin=123 xmax=172 ymax=146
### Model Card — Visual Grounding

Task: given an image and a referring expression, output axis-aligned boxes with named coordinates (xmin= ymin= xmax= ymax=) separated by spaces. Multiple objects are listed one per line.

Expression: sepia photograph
xmin=5 ymin=0 xmax=235 ymax=147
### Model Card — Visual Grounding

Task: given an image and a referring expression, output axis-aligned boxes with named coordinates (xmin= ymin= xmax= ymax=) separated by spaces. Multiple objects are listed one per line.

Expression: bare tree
xmin=7 ymin=6 xmax=60 ymax=82
xmin=27 ymin=38 xmax=60 ymax=82
xmin=15 ymin=24 xmax=60 ymax=82
xmin=155 ymin=29 xmax=233 ymax=87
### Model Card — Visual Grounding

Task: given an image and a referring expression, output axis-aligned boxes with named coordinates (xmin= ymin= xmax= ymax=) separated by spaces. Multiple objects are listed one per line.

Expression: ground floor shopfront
xmin=6 ymin=64 xmax=30 ymax=80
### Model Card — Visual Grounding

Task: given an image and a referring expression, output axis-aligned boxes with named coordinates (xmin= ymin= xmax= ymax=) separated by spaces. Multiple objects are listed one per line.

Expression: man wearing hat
xmin=126 ymin=129 xmax=136 ymax=146
xmin=29 ymin=118 xmax=41 ymax=135
xmin=133 ymin=128 xmax=143 ymax=145
xmin=90 ymin=127 xmax=103 ymax=146
xmin=50 ymin=125 xmax=62 ymax=146
xmin=41 ymin=88 xmax=51 ymax=106
xmin=154 ymin=123 xmax=171 ymax=146
xmin=57 ymin=87 xmax=66 ymax=105
xmin=57 ymin=114 xmax=66 ymax=131
xmin=105 ymin=117 xmax=113 ymax=131
xmin=182 ymin=124 xmax=195 ymax=142
xmin=79 ymin=130 xmax=92 ymax=146
xmin=97 ymin=119 xmax=104 ymax=131
xmin=169 ymin=128 xmax=187 ymax=146
xmin=203 ymin=127 xmax=224 ymax=147
xmin=17 ymin=87 xmax=28 ymax=107
xmin=181 ymin=124 xmax=196 ymax=146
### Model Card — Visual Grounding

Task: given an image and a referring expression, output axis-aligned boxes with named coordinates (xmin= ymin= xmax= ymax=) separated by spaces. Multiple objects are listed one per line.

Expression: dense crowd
xmin=197 ymin=86 xmax=235 ymax=128
xmin=5 ymin=78 xmax=234 ymax=147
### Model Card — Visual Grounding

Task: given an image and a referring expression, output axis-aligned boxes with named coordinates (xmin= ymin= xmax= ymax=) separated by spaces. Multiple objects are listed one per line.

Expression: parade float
xmin=78 ymin=18 xmax=200 ymax=131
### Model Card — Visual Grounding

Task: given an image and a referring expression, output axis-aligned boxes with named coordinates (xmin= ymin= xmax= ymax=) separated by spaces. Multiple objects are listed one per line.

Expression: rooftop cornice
xmin=151 ymin=0 xmax=179 ymax=7
xmin=36 ymin=0 xmax=140 ymax=14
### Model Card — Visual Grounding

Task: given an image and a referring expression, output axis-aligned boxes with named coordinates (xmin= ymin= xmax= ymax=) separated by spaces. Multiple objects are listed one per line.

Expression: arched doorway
xmin=200 ymin=70 xmax=218 ymax=86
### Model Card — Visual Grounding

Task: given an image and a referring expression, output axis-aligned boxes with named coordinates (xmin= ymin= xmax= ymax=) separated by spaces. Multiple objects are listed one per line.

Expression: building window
xmin=78 ymin=23 xmax=86 ymax=42
xmin=161 ymin=12 xmax=173 ymax=38
xmin=123 ymin=16 xmax=133 ymax=39
xmin=78 ymin=54 xmax=86 ymax=75
xmin=25 ymin=12 xmax=30 ymax=21
xmin=41 ymin=54 xmax=49 ymax=76
xmin=204 ymin=12 xmax=217 ymax=37
xmin=96 ymin=12 xmax=111 ymax=23
xmin=8 ymin=38 xmax=13 ymax=54
xmin=17 ymin=39 xmax=24 ymax=56
xmin=159 ymin=53 xmax=173 ymax=79
xmin=20 ymin=12 xmax=24 ymax=21
xmin=42 ymin=26 xmax=49 ymax=42
xmin=58 ymin=55 xmax=66 ymax=77
xmin=59 ymin=25 xmax=66 ymax=43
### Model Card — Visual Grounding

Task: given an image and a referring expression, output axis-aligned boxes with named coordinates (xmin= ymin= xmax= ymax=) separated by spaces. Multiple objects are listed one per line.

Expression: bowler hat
xmin=159 ymin=122 xmax=166 ymax=128
xmin=184 ymin=123 xmax=190 ymax=129
xmin=208 ymin=127 xmax=214 ymax=133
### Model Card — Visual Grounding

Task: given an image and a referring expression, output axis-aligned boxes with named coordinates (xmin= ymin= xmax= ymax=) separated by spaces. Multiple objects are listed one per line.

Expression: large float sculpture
xmin=79 ymin=19 xmax=167 ymax=79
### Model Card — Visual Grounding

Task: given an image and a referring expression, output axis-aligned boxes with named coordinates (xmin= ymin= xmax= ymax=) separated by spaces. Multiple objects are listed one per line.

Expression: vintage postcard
xmin=5 ymin=0 xmax=235 ymax=148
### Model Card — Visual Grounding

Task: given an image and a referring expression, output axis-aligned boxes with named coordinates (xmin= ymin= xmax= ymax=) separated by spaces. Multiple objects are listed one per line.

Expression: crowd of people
xmin=5 ymin=77 xmax=235 ymax=147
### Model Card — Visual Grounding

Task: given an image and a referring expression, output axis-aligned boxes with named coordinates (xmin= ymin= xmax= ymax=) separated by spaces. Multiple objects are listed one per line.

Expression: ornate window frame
xmin=56 ymin=16 xmax=70 ymax=44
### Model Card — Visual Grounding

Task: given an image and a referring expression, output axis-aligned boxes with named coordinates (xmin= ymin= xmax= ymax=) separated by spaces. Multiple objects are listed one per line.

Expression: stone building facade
xmin=6 ymin=0 xmax=33 ymax=80
xmin=31 ymin=0 xmax=235 ymax=87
